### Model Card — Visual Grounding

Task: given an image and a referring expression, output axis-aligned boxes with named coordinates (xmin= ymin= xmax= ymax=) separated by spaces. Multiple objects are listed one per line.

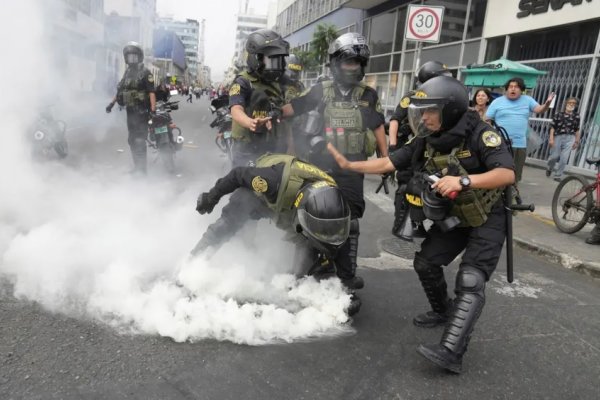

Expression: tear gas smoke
xmin=0 ymin=0 xmax=353 ymax=345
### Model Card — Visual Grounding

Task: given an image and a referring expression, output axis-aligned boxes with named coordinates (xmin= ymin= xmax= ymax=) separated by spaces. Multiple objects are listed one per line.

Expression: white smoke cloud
xmin=0 ymin=0 xmax=353 ymax=345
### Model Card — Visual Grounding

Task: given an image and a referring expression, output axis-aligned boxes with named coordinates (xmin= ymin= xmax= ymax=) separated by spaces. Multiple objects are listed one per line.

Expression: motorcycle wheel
xmin=158 ymin=143 xmax=175 ymax=174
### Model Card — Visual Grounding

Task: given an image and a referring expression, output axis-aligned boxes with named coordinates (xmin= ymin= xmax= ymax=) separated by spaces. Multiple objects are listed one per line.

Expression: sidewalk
xmin=512 ymin=164 xmax=599 ymax=277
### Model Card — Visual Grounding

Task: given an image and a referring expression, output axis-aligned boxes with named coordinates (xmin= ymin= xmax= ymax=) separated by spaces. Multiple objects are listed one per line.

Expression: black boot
xmin=336 ymin=219 xmax=364 ymax=290
xmin=130 ymin=137 xmax=147 ymax=175
xmin=417 ymin=267 xmax=486 ymax=374
xmin=412 ymin=254 xmax=452 ymax=328
xmin=585 ymin=225 xmax=600 ymax=245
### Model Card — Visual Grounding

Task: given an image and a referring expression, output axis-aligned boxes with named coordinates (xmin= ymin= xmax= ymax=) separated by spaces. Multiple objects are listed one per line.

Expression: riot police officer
xmin=281 ymin=54 xmax=305 ymax=101
xmin=327 ymin=76 xmax=515 ymax=373
xmin=389 ymin=61 xmax=451 ymax=237
xmin=282 ymin=33 xmax=388 ymax=307
xmin=106 ymin=42 xmax=156 ymax=174
xmin=192 ymin=153 xmax=360 ymax=315
xmin=228 ymin=29 xmax=289 ymax=167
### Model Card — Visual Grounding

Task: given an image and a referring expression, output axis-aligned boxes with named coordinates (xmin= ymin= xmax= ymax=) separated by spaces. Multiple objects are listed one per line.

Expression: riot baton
xmin=504 ymin=185 xmax=535 ymax=283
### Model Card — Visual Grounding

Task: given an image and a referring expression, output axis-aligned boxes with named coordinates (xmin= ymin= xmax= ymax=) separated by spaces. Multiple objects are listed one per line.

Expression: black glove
xmin=388 ymin=144 xmax=399 ymax=154
xmin=105 ymin=102 xmax=114 ymax=113
xmin=196 ymin=192 xmax=219 ymax=215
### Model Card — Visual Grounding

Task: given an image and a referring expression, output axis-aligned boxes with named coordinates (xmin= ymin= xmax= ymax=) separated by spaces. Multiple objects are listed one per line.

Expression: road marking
xmin=183 ymin=144 xmax=199 ymax=149
xmin=364 ymin=192 xmax=395 ymax=213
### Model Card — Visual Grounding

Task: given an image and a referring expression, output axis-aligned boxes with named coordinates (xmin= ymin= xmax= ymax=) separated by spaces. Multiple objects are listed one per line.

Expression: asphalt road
xmin=2 ymin=97 xmax=599 ymax=399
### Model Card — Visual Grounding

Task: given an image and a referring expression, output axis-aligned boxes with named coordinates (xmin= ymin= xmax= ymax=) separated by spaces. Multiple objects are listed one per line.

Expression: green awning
xmin=461 ymin=57 xmax=546 ymax=89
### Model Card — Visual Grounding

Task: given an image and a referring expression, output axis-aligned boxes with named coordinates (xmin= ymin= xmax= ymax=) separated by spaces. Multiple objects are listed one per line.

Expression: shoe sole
xmin=416 ymin=345 xmax=462 ymax=374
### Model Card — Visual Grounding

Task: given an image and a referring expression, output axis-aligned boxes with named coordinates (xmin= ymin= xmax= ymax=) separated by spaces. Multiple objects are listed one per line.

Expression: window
xmin=368 ymin=11 xmax=395 ymax=55
xmin=465 ymin=0 xmax=487 ymax=39
xmin=462 ymin=41 xmax=480 ymax=66
xmin=484 ymin=36 xmax=505 ymax=62
xmin=421 ymin=43 xmax=462 ymax=66
xmin=425 ymin=0 xmax=468 ymax=46
xmin=366 ymin=55 xmax=391 ymax=73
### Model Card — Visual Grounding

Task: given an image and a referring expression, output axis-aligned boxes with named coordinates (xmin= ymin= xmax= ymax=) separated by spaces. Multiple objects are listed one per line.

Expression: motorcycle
xmin=31 ymin=108 xmax=68 ymax=160
xmin=209 ymin=97 xmax=233 ymax=165
xmin=147 ymin=100 xmax=184 ymax=174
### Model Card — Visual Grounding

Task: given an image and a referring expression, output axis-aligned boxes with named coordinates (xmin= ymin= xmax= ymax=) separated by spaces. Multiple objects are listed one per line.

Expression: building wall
xmin=156 ymin=18 xmax=200 ymax=81
xmin=233 ymin=13 xmax=268 ymax=66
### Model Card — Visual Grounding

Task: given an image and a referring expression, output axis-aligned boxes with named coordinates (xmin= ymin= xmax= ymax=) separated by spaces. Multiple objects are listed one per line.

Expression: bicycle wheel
xmin=551 ymin=175 xmax=593 ymax=233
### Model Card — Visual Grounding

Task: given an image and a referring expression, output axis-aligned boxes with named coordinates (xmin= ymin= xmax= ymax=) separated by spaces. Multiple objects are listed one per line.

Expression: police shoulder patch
xmin=400 ymin=96 xmax=410 ymax=108
xmin=251 ymin=176 xmax=268 ymax=193
xmin=229 ymin=83 xmax=241 ymax=96
xmin=482 ymin=131 xmax=502 ymax=147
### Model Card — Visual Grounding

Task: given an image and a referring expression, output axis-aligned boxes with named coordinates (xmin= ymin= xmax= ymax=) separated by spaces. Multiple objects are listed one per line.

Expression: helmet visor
xmin=125 ymin=53 xmax=140 ymax=64
xmin=408 ymin=103 xmax=444 ymax=138
xmin=297 ymin=209 xmax=350 ymax=246
xmin=264 ymin=55 xmax=286 ymax=71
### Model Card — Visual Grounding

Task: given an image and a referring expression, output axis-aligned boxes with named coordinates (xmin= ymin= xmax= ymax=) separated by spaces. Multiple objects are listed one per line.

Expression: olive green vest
xmin=256 ymin=153 xmax=336 ymax=229
xmin=322 ymin=81 xmax=377 ymax=156
xmin=231 ymin=71 xmax=284 ymax=143
xmin=423 ymin=142 xmax=503 ymax=227
xmin=118 ymin=66 xmax=149 ymax=109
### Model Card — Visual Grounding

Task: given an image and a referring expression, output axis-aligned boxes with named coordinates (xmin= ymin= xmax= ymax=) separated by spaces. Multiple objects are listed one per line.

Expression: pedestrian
xmin=228 ymin=28 xmax=289 ymax=168
xmin=470 ymin=88 xmax=492 ymax=120
xmin=327 ymin=76 xmax=515 ymax=374
xmin=187 ymin=90 xmax=193 ymax=103
xmin=192 ymin=153 xmax=360 ymax=314
xmin=486 ymin=77 xmax=554 ymax=182
xmin=389 ymin=61 xmax=451 ymax=238
xmin=546 ymin=97 xmax=580 ymax=181
xmin=282 ymin=32 xmax=389 ymax=313
xmin=105 ymin=41 xmax=156 ymax=175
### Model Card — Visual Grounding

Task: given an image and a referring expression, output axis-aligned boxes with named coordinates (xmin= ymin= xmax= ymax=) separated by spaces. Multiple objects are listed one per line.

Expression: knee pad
xmin=413 ymin=253 xmax=438 ymax=274
xmin=350 ymin=218 xmax=359 ymax=235
xmin=455 ymin=266 xmax=486 ymax=295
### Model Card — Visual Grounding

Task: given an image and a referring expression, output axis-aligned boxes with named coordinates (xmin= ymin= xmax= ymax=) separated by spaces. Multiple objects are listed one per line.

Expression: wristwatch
xmin=459 ymin=175 xmax=471 ymax=189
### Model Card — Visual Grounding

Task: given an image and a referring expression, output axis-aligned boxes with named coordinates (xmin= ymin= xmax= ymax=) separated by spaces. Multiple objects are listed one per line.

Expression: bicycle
xmin=551 ymin=156 xmax=600 ymax=233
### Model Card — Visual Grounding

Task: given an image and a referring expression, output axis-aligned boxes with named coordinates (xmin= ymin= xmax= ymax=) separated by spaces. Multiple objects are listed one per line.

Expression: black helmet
xmin=408 ymin=76 xmax=469 ymax=137
xmin=328 ymin=32 xmax=370 ymax=87
xmin=245 ymin=29 xmax=290 ymax=82
xmin=417 ymin=61 xmax=451 ymax=84
xmin=421 ymin=183 xmax=452 ymax=221
xmin=284 ymin=54 xmax=303 ymax=81
xmin=293 ymin=182 xmax=351 ymax=256
xmin=123 ymin=41 xmax=144 ymax=65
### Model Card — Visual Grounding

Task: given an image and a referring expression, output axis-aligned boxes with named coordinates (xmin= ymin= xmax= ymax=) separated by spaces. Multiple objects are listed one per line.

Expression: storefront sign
xmin=517 ymin=0 xmax=594 ymax=18
xmin=405 ymin=5 xmax=445 ymax=43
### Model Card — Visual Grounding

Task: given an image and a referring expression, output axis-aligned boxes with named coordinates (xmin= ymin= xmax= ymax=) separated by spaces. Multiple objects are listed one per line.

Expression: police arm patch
xmin=482 ymin=131 xmax=501 ymax=147
xmin=251 ymin=176 xmax=268 ymax=193
xmin=229 ymin=83 xmax=241 ymax=96
xmin=400 ymin=96 xmax=410 ymax=108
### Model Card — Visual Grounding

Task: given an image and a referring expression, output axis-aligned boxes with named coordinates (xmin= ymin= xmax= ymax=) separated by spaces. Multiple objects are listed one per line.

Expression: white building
xmin=104 ymin=0 xmax=156 ymax=57
xmin=233 ymin=12 xmax=268 ymax=67
xmin=156 ymin=17 xmax=201 ymax=82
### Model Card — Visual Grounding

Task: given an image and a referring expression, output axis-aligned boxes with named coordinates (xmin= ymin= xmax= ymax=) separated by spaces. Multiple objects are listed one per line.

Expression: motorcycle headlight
xmin=34 ymin=131 xmax=45 ymax=141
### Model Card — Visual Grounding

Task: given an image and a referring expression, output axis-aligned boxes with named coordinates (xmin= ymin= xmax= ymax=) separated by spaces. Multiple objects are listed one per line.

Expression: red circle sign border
xmin=408 ymin=7 xmax=441 ymax=40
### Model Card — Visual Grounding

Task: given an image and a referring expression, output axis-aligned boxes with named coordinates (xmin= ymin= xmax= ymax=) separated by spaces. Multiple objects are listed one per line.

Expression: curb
xmin=514 ymin=236 xmax=600 ymax=279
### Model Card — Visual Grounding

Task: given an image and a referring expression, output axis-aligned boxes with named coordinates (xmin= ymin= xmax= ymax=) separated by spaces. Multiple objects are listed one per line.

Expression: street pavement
xmin=1 ymin=97 xmax=599 ymax=399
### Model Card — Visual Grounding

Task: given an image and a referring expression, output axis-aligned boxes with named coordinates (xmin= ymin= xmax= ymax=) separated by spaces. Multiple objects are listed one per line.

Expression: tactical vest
xmin=118 ymin=66 xmax=150 ymax=110
xmin=322 ymin=81 xmax=377 ymax=156
xmin=231 ymin=71 xmax=284 ymax=143
xmin=284 ymin=81 xmax=305 ymax=102
xmin=256 ymin=153 xmax=336 ymax=229
xmin=423 ymin=142 xmax=503 ymax=227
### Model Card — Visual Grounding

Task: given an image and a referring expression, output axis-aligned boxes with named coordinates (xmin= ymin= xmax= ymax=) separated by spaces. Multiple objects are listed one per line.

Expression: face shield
xmin=125 ymin=53 xmax=141 ymax=65
xmin=259 ymin=55 xmax=286 ymax=81
xmin=297 ymin=208 xmax=351 ymax=247
xmin=408 ymin=102 xmax=444 ymax=138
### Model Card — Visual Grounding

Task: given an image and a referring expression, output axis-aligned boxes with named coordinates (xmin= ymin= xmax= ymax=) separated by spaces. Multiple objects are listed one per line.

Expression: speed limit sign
xmin=405 ymin=5 xmax=445 ymax=43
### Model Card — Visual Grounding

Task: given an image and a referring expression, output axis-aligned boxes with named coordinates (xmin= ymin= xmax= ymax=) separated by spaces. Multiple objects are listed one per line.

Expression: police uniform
xmin=290 ymin=81 xmax=384 ymax=286
xmin=228 ymin=71 xmax=286 ymax=167
xmin=116 ymin=66 xmax=155 ymax=172
xmin=390 ymin=109 xmax=514 ymax=368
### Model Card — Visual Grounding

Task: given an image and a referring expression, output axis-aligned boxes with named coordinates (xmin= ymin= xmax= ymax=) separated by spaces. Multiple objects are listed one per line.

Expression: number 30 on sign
xmin=405 ymin=5 xmax=445 ymax=43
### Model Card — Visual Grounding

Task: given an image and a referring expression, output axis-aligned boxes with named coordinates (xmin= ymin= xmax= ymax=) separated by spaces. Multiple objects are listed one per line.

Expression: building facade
xmin=233 ymin=12 xmax=269 ymax=67
xmin=156 ymin=17 xmax=200 ymax=82
xmin=153 ymin=29 xmax=187 ymax=83
xmin=276 ymin=0 xmax=600 ymax=172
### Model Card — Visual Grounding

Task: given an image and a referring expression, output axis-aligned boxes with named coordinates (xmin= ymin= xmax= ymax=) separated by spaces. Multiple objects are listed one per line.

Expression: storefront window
xmin=465 ymin=0 xmax=487 ymax=39
xmin=392 ymin=54 xmax=401 ymax=71
xmin=402 ymin=51 xmax=416 ymax=72
xmin=424 ymin=0 xmax=468 ymax=46
xmin=364 ymin=74 xmax=389 ymax=105
xmin=421 ymin=43 xmax=462 ymax=66
xmin=368 ymin=11 xmax=396 ymax=55
xmin=462 ymin=40 xmax=480 ymax=66
xmin=484 ymin=36 xmax=505 ymax=62
xmin=366 ymin=55 xmax=391 ymax=74
xmin=394 ymin=7 xmax=407 ymax=52
xmin=508 ymin=20 xmax=599 ymax=61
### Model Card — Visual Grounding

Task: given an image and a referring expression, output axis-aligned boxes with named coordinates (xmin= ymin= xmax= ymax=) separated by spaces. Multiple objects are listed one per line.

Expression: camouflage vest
xmin=231 ymin=71 xmax=284 ymax=143
xmin=322 ymin=81 xmax=377 ymax=156
xmin=118 ymin=66 xmax=150 ymax=110
xmin=256 ymin=153 xmax=336 ymax=229
xmin=423 ymin=142 xmax=503 ymax=228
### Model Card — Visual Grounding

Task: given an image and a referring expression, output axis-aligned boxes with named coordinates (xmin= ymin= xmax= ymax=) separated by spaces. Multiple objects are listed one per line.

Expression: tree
xmin=310 ymin=23 xmax=339 ymax=65
xmin=294 ymin=49 xmax=319 ymax=72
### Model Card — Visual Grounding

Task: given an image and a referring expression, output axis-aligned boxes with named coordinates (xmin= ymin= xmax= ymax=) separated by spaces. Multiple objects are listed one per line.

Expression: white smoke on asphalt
xmin=0 ymin=0 xmax=353 ymax=345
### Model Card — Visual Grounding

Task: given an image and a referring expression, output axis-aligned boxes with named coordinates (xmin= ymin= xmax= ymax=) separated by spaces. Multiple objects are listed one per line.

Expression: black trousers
xmin=417 ymin=204 xmax=507 ymax=280
xmin=126 ymin=111 xmax=149 ymax=171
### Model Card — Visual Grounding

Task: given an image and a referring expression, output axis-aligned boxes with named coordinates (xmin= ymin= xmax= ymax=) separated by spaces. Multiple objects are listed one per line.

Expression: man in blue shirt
xmin=486 ymin=77 xmax=554 ymax=181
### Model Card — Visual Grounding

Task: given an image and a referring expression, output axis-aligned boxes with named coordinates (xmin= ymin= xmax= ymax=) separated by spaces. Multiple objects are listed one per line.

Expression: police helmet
xmin=328 ymin=32 xmax=370 ymax=87
xmin=417 ymin=61 xmax=452 ymax=84
xmin=408 ymin=76 xmax=469 ymax=137
xmin=245 ymin=29 xmax=290 ymax=81
xmin=293 ymin=182 xmax=351 ymax=256
xmin=123 ymin=41 xmax=144 ymax=65
xmin=284 ymin=54 xmax=303 ymax=82
xmin=421 ymin=183 xmax=453 ymax=221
